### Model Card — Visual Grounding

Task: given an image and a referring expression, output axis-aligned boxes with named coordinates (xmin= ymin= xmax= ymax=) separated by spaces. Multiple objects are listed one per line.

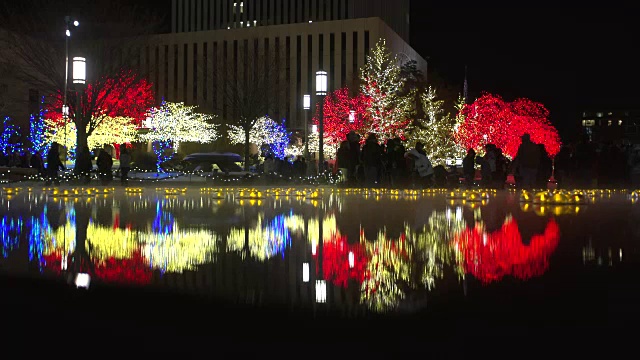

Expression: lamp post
xmin=303 ymin=94 xmax=311 ymax=162
xmin=63 ymin=17 xmax=79 ymax=120
xmin=315 ymin=70 xmax=327 ymax=175
xmin=63 ymin=16 xmax=79 ymax=169
xmin=73 ymin=56 xmax=86 ymax=173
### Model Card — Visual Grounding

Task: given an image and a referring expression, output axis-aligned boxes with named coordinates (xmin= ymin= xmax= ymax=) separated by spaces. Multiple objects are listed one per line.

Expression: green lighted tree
xmin=359 ymin=39 xmax=416 ymax=142
xmin=405 ymin=88 xmax=465 ymax=166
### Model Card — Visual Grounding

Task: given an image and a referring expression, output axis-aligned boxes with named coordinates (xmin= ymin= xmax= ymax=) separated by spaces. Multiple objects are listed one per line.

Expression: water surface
xmin=1 ymin=187 xmax=638 ymax=316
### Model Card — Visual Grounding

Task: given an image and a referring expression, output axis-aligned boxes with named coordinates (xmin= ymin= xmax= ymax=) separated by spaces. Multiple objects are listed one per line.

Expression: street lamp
xmin=315 ymin=70 xmax=328 ymax=174
xmin=303 ymin=94 xmax=311 ymax=164
xmin=72 ymin=57 xmax=86 ymax=85
xmin=73 ymin=56 xmax=87 ymax=172
xmin=63 ymin=16 xmax=79 ymax=121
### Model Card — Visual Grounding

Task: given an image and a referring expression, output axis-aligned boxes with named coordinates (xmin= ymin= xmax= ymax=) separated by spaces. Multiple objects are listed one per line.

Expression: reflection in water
xmin=140 ymin=199 xmax=218 ymax=273
xmin=454 ymin=216 xmax=560 ymax=284
xmin=1 ymin=216 xmax=22 ymax=258
xmin=0 ymin=192 xmax=570 ymax=314
xmin=227 ymin=212 xmax=298 ymax=260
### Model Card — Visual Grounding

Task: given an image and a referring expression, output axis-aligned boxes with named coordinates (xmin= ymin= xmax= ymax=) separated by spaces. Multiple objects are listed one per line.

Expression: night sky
xmin=411 ymin=3 xmax=639 ymax=141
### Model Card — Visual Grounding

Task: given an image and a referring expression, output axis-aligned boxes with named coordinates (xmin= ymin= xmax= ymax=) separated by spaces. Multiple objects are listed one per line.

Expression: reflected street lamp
xmin=315 ymin=70 xmax=328 ymax=174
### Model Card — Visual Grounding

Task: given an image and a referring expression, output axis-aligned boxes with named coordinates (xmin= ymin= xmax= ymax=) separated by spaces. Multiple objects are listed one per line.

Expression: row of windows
xmin=141 ymin=30 xmax=370 ymax=129
xmin=173 ymin=0 xmax=353 ymax=33
xmin=582 ymin=119 xmax=640 ymax=127
xmin=583 ymin=111 xmax=632 ymax=118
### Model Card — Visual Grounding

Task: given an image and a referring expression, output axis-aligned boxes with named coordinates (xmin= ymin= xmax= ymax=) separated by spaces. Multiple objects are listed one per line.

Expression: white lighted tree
xmin=45 ymin=115 xmax=137 ymax=158
xmin=405 ymin=88 xmax=465 ymax=166
xmin=360 ymin=39 xmax=416 ymax=142
xmin=140 ymin=101 xmax=219 ymax=152
xmin=227 ymin=116 xmax=290 ymax=159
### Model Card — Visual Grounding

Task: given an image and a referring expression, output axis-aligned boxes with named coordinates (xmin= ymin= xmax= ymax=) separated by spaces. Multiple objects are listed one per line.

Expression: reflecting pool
xmin=1 ymin=187 xmax=638 ymax=315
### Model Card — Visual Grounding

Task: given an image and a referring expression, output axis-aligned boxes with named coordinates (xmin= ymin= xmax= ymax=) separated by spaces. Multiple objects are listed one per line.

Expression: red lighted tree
xmin=454 ymin=93 xmax=561 ymax=158
xmin=313 ymin=233 xmax=368 ymax=288
xmin=313 ymin=88 xmax=371 ymax=147
xmin=46 ymin=70 xmax=154 ymax=126
xmin=453 ymin=217 xmax=560 ymax=284
xmin=45 ymin=70 xmax=154 ymax=167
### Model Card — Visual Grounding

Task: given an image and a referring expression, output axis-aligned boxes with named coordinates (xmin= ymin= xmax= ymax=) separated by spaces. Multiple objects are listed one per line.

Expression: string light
xmin=453 ymin=93 xmax=562 ymax=159
xmin=359 ymin=38 xmax=414 ymax=142
xmin=140 ymin=100 xmax=220 ymax=153
xmin=227 ymin=116 xmax=291 ymax=160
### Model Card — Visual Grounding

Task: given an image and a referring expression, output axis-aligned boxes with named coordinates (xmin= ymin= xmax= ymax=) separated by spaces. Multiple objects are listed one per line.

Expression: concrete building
xmin=581 ymin=109 xmax=640 ymax=143
xmin=144 ymin=0 xmax=426 ymax=131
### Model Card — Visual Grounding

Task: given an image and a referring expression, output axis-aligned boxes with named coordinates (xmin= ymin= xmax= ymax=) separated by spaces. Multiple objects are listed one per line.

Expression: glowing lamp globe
xmin=315 ymin=70 xmax=327 ymax=96
xmin=72 ymin=57 xmax=86 ymax=84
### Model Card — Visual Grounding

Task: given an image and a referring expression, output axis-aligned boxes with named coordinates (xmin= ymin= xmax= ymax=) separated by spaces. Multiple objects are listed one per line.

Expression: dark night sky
xmin=410 ymin=3 xmax=639 ymax=141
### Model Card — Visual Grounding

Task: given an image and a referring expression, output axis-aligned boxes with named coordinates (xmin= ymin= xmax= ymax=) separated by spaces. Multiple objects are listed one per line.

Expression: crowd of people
xmin=2 ymin=134 xmax=640 ymax=189
xmin=279 ymin=131 xmax=640 ymax=190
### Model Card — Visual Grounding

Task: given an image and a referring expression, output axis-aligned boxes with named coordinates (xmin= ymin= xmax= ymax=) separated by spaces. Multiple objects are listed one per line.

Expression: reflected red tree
xmin=43 ymin=250 xmax=152 ymax=285
xmin=313 ymin=234 xmax=368 ymax=288
xmin=454 ymin=217 xmax=560 ymax=283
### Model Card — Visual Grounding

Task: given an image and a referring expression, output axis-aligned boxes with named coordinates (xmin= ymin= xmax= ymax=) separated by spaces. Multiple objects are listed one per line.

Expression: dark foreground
xmin=3 ymin=270 xmax=637 ymax=358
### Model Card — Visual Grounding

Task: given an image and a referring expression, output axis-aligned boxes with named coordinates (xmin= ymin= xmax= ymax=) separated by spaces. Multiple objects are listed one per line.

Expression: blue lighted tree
xmin=28 ymin=96 xmax=50 ymax=157
xmin=1 ymin=117 xmax=23 ymax=157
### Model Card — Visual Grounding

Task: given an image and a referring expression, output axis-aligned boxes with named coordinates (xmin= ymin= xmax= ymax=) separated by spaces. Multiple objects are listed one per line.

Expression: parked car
xmin=180 ymin=152 xmax=252 ymax=177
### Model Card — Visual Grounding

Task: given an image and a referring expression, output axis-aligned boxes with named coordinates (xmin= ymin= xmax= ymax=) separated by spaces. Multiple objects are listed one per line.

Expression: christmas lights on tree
xmin=405 ymin=88 xmax=465 ymax=166
xmin=311 ymin=87 xmax=371 ymax=147
xmin=140 ymin=100 xmax=219 ymax=153
xmin=28 ymin=96 xmax=50 ymax=157
xmin=453 ymin=93 xmax=562 ymax=159
xmin=227 ymin=116 xmax=290 ymax=160
xmin=45 ymin=116 xmax=138 ymax=157
xmin=152 ymin=139 xmax=173 ymax=172
xmin=360 ymin=39 xmax=415 ymax=142
xmin=1 ymin=117 xmax=23 ymax=156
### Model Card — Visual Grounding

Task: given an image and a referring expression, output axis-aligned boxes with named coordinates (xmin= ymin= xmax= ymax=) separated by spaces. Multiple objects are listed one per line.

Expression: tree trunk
xmin=244 ymin=126 xmax=251 ymax=171
xmin=74 ymin=115 xmax=90 ymax=176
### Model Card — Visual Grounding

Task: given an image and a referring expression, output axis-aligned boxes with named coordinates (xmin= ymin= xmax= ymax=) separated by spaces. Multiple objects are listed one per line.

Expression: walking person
xmin=462 ymin=148 xmax=476 ymax=189
xmin=96 ymin=147 xmax=113 ymax=185
xmin=45 ymin=143 xmax=64 ymax=186
xmin=361 ymin=133 xmax=383 ymax=187
xmin=405 ymin=142 xmax=434 ymax=188
xmin=513 ymin=133 xmax=541 ymax=189
xmin=119 ymin=146 xmax=132 ymax=186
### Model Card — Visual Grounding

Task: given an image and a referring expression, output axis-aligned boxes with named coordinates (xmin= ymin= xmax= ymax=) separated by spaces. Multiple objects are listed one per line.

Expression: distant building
xmin=581 ymin=109 xmax=640 ymax=144
xmin=153 ymin=0 xmax=426 ymax=131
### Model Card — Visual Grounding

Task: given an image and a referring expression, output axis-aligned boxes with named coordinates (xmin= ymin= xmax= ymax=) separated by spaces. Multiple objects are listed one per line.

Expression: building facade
xmin=171 ymin=0 xmax=411 ymax=42
xmin=149 ymin=0 xmax=425 ymax=132
xmin=581 ymin=109 xmax=640 ymax=143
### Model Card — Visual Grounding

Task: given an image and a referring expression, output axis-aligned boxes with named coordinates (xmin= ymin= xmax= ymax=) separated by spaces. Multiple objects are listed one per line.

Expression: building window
xmin=193 ymin=43 xmax=198 ymax=103
xmin=352 ymin=31 xmax=358 ymax=78
xmin=607 ymin=120 xmax=612 ymax=126
xmin=596 ymin=112 xmax=603 ymax=118
xmin=364 ymin=30 xmax=370 ymax=59
xmin=618 ymin=120 xmax=623 ymax=126
xmin=582 ymin=120 xmax=595 ymax=127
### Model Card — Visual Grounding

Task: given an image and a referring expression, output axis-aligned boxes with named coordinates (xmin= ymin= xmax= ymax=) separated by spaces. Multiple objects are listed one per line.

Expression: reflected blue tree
xmin=1 ymin=216 xmax=23 ymax=258
xmin=27 ymin=210 xmax=51 ymax=271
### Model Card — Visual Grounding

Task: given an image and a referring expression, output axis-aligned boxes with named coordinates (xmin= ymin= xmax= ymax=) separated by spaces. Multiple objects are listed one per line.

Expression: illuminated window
xmin=596 ymin=112 xmax=603 ymax=118
xmin=608 ymin=120 xmax=612 ymax=126
xmin=582 ymin=120 xmax=595 ymax=127
xmin=618 ymin=120 xmax=623 ymax=126
xmin=608 ymin=112 xmax=613 ymax=115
